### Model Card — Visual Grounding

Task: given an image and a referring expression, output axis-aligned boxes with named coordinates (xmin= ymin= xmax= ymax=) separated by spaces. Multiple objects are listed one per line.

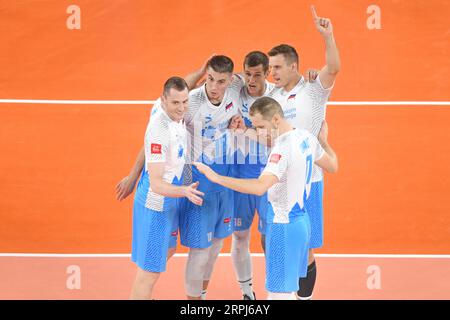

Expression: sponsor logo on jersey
xmin=151 ymin=143 xmax=162 ymax=154
xmin=270 ymin=154 xmax=282 ymax=164
xmin=171 ymin=230 xmax=178 ymax=236
xmin=223 ymin=217 xmax=231 ymax=224
xmin=225 ymin=102 xmax=234 ymax=112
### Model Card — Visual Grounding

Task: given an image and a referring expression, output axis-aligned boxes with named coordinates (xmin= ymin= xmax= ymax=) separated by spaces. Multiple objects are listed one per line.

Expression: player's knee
xmin=185 ymin=248 xmax=210 ymax=297
xmin=231 ymin=230 xmax=250 ymax=260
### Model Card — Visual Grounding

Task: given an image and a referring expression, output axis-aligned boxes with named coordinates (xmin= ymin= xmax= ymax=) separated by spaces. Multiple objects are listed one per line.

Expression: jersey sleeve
xmin=144 ymin=119 xmax=170 ymax=163
xmin=306 ymin=76 xmax=334 ymax=136
xmin=261 ymin=145 xmax=289 ymax=181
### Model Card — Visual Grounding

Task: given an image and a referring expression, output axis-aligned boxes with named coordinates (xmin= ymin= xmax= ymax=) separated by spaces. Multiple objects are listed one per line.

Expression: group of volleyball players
xmin=116 ymin=6 xmax=340 ymax=300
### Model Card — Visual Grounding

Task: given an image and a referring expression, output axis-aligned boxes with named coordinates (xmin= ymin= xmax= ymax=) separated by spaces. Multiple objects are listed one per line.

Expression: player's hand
xmin=193 ymin=162 xmax=220 ymax=184
xmin=201 ymin=53 xmax=217 ymax=74
xmin=311 ymin=5 xmax=333 ymax=37
xmin=228 ymin=115 xmax=246 ymax=131
xmin=318 ymin=120 xmax=329 ymax=145
xmin=183 ymin=181 xmax=204 ymax=206
xmin=116 ymin=175 xmax=138 ymax=201
xmin=304 ymin=68 xmax=320 ymax=82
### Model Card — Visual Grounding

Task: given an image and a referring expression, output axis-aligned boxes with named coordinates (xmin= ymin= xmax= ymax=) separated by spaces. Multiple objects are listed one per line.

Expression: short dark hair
xmin=207 ymin=55 xmax=234 ymax=74
xmin=163 ymin=76 xmax=189 ymax=97
xmin=249 ymin=97 xmax=284 ymax=120
xmin=244 ymin=51 xmax=269 ymax=73
xmin=268 ymin=44 xmax=299 ymax=66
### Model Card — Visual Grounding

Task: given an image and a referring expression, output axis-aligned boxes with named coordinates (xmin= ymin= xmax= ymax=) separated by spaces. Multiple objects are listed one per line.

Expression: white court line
xmin=0 ymin=99 xmax=450 ymax=106
xmin=1 ymin=253 xmax=450 ymax=259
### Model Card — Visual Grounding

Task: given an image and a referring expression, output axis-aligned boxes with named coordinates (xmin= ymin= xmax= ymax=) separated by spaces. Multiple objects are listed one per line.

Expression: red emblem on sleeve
xmin=270 ymin=154 xmax=282 ymax=164
xmin=151 ymin=143 xmax=162 ymax=154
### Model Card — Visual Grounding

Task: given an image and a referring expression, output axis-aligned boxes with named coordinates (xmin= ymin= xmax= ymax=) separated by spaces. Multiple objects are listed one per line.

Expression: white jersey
xmin=137 ymin=107 xmax=187 ymax=211
xmin=262 ymin=129 xmax=324 ymax=224
xmin=234 ymin=81 xmax=275 ymax=178
xmin=269 ymin=76 xmax=332 ymax=182
xmin=184 ymin=75 xmax=245 ymax=192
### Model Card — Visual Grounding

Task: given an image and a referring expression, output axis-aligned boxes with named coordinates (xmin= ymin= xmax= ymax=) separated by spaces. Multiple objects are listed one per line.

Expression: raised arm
xmin=184 ymin=55 xmax=215 ymax=90
xmin=193 ymin=162 xmax=278 ymax=196
xmin=311 ymin=5 xmax=341 ymax=89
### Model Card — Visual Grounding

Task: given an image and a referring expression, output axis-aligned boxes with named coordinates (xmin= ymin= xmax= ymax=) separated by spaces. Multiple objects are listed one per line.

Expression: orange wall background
xmin=1 ymin=0 xmax=449 ymax=253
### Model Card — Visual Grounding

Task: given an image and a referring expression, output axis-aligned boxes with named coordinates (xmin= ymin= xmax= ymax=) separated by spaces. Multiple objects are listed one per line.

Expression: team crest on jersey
xmin=178 ymin=145 xmax=184 ymax=158
xmin=151 ymin=143 xmax=162 ymax=154
xmin=270 ymin=154 xmax=282 ymax=164
xmin=288 ymin=94 xmax=296 ymax=100
xmin=225 ymin=102 xmax=234 ymax=112
xmin=300 ymin=138 xmax=310 ymax=153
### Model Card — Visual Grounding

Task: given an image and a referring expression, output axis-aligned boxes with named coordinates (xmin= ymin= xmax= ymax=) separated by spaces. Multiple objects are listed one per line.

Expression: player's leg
xmin=257 ymin=192 xmax=269 ymax=253
xmin=231 ymin=192 xmax=256 ymax=300
xmin=265 ymin=217 xmax=308 ymax=300
xmin=201 ymin=189 xmax=234 ymax=298
xmin=130 ymin=267 xmax=160 ymax=300
xmin=298 ymin=180 xmax=324 ymax=300
xmin=130 ymin=199 xmax=174 ymax=299
xmin=202 ymin=237 xmax=224 ymax=299
xmin=181 ymin=192 xmax=219 ymax=299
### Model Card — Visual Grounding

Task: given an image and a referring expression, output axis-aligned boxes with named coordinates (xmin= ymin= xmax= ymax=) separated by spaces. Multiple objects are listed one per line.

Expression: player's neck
xmin=283 ymin=74 xmax=302 ymax=92
xmin=274 ymin=121 xmax=294 ymax=142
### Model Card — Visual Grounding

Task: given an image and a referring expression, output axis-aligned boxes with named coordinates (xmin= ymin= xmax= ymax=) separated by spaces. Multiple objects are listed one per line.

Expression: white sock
xmin=239 ymin=278 xmax=255 ymax=299
xmin=231 ymin=230 xmax=253 ymax=298
xmin=267 ymin=292 xmax=296 ymax=300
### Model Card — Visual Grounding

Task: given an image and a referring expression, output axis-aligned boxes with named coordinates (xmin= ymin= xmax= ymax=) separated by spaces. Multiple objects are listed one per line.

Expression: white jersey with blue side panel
xmin=261 ymin=129 xmax=325 ymax=224
xmin=234 ymin=81 xmax=275 ymax=179
xmin=268 ymin=76 xmax=332 ymax=182
xmin=184 ymin=75 xmax=245 ymax=192
xmin=135 ymin=106 xmax=187 ymax=212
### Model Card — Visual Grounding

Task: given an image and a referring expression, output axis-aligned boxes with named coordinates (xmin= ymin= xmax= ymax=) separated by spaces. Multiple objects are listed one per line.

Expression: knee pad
xmin=203 ymin=238 xmax=224 ymax=281
xmin=231 ymin=230 xmax=251 ymax=262
xmin=185 ymin=248 xmax=210 ymax=297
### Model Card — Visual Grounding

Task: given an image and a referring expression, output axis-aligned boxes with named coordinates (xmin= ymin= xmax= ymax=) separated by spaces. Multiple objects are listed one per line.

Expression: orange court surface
xmin=0 ymin=0 xmax=449 ymax=300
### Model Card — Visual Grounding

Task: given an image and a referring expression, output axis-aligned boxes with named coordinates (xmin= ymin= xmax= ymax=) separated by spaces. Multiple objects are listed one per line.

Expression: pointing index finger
xmin=310 ymin=5 xmax=319 ymax=20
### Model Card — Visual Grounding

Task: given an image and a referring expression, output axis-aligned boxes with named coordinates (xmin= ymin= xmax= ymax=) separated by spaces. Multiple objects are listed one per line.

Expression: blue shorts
xmin=233 ymin=191 xmax=267 ymax=233
xmin=257 ymin=192 xmax=268 ymax=234
xmin=131 ymin=198 xmax=179 ymax=273
xmin=305 ymin=180 xmax=324 ymax=249
xmin=180 ymin=189 xmax=234 ymax=248
xmin=265 ymin=216 xmax=311 ymax=293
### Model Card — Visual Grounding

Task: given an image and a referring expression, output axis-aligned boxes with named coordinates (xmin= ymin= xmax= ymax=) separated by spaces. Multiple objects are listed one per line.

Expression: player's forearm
xmin=216 ymin=175 xmax=267 ymax=196
xmin=323 ymin=35 xmax=340 ymax=75
xmin=185 ymin=68 xmax=205 ymax=90
xmin=150 ymin=180 xmax=186 ymax=198
xmin=320 ymin=141 xmax=338 ymax=173
xmin=129 ymin=146 xmax=145 ymax=181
